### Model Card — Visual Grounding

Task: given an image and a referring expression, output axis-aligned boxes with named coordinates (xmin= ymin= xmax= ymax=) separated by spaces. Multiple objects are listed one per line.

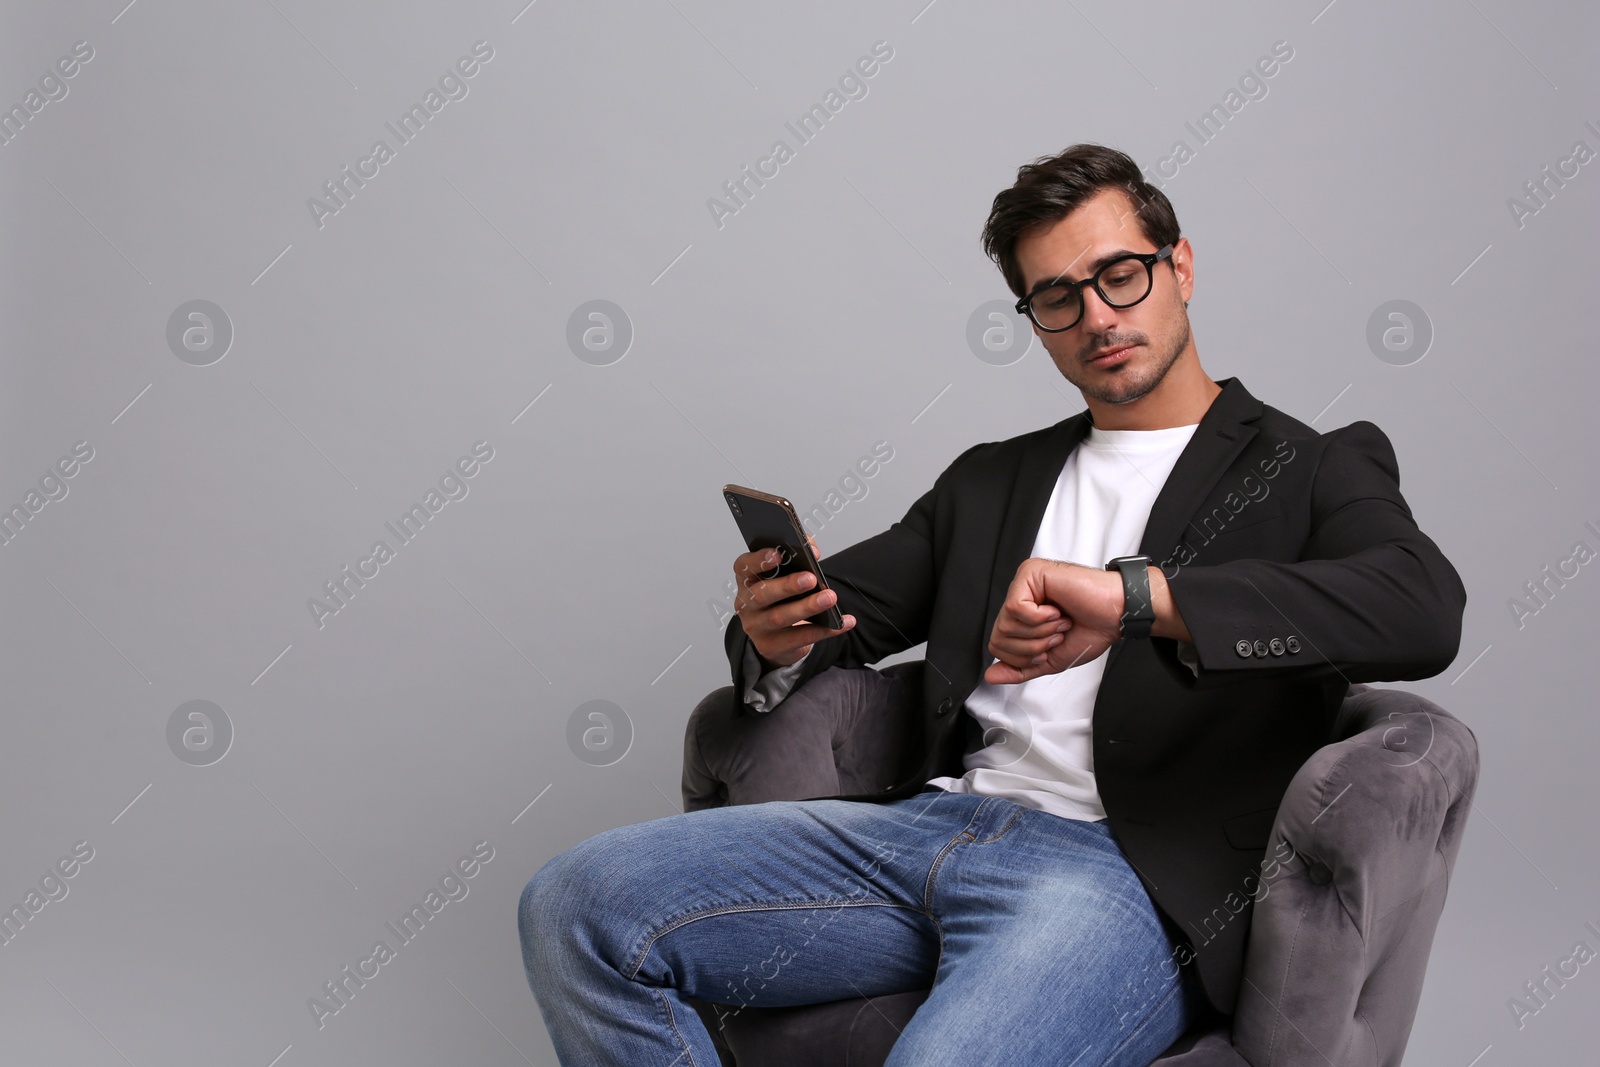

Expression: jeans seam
xmin=921 ymin=799 xmax=994 ymax=913
xmin=920 ymin=798 xmax=998 ymax=979
xmin=626 ymin=898 xmax=923 ymax=981
xmin=651 ymin=986 xmax=701 ymax=1067
xmin=970 ymin=805 xmax=1025 ymax=843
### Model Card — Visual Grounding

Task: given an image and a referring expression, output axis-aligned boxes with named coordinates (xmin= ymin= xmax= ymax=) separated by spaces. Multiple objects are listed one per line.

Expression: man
xmin=520 ymin=143 xmax=1466 ymax=1066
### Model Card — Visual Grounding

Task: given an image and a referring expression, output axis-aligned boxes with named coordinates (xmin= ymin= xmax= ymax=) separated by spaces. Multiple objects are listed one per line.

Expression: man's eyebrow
xmin=1024 ymin=248 xmax=1142 ymax=297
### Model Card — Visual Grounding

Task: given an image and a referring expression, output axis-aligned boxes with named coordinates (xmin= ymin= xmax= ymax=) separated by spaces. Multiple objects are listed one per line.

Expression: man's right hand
xmin=733 ymin=535 xmax=856 ymax=670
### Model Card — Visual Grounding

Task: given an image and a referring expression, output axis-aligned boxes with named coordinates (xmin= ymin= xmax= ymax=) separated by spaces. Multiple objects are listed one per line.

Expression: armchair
xmin=680 ymin=661 xmax=1477 ymax=1067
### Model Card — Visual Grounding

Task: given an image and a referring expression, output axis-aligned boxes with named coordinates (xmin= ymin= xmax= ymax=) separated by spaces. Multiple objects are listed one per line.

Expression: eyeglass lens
xmin=1028 ymin=258 xmax=1153 ymax=331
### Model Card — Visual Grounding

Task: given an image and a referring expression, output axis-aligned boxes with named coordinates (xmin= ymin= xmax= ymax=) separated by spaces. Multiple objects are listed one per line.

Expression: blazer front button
xmin=936 ymin=696 xmax=953 ymax=716
xmin=1253 ymin=639 xmax=1270 ymax=658
xmin=1235 ymin=639 xmax=1253 ymax=658
xmin=1286 ymin=636 xmax=1301 ymax=653
xmin=1268 ymin=638 xmax=1286 ymax=656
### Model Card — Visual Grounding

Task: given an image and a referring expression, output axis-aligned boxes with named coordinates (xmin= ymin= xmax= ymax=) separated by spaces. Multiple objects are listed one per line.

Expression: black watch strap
xmin=1106 ymin=555 xmax=1155 ymax=640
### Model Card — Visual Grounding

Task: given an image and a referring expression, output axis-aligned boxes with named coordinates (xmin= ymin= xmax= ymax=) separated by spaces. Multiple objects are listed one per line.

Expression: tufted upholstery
xmin=681 ymin=662 xmax=1478 ymax=1066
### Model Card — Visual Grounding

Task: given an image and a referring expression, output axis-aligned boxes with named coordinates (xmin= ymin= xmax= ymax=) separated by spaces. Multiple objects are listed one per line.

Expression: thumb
xmin=984 ymin=660 xmax=1024 ymax=685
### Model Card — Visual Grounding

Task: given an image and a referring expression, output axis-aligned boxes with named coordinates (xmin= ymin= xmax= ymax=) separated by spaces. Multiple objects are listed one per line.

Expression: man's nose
xmin=1079 ymin=285 xmax=1119 ymax=333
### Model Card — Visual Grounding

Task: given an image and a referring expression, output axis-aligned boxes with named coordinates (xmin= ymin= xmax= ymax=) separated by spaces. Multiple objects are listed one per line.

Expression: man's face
xmin=1013 ymin=187 xmax=1195 ymax=407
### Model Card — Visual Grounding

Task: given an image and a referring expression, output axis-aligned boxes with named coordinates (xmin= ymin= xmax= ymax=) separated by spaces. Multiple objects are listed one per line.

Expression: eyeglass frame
xmin=1013 ymin=244 xmax=1175 ymax=333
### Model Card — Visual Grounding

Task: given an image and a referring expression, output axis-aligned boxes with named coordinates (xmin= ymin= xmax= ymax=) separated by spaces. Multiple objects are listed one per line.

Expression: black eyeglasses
xmin=1015 ymin=245 xmax=1174 ymax=332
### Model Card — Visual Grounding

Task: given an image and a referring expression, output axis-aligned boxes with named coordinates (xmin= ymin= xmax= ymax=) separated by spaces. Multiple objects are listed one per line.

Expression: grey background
xmin=2 ymin=0 xmax=1596 ymax=1063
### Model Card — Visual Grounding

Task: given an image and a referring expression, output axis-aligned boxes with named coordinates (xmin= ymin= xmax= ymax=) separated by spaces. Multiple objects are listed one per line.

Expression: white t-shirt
xmin=924 ymin=421 xmax=1199 ymax=822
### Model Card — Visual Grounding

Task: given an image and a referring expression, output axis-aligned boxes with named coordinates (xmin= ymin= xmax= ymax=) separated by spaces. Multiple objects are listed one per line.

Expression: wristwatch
xmin=1105 ymin=555 xmax=1155 ymax=640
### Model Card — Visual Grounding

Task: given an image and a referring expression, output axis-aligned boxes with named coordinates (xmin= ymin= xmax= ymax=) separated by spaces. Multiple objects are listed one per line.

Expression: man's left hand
xmin=984 ymin=558 xmax=1124 ymax=684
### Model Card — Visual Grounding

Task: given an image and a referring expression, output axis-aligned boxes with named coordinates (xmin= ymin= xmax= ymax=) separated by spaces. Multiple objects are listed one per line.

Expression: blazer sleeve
xmin=722 ymin=443 xmax=982 ymax=713
xmin=1161 ymin=420 xmax=1467 ymax=686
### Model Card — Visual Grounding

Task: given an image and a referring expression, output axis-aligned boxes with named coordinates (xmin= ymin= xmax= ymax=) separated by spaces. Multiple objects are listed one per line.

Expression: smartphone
xmin=722 ymin=484 xmax=845 ymax=630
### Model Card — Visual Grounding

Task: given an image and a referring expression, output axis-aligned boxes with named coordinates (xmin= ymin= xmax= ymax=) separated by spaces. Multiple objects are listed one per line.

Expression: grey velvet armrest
xmin=682 ymin=663 xmax=920 ymax=811
xmin=1232 ymin=684 xmax=1479 ymax=1067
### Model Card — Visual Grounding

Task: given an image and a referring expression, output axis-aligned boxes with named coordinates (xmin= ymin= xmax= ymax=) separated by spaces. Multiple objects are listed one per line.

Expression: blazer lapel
xmin=976 ymin=378 xmax=1264 ymax=686
xmin=1138 ymin=377 xmax=1264 ymax=562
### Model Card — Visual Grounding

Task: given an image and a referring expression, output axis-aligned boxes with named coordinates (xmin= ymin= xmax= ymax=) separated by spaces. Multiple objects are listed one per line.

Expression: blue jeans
xmin=519 ymin=786 xmax=1207 ymax=1065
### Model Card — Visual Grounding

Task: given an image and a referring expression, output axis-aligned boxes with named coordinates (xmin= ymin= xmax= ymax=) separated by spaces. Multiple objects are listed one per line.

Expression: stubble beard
xmin=1064 ymin=309 xmax=1191 ymax=407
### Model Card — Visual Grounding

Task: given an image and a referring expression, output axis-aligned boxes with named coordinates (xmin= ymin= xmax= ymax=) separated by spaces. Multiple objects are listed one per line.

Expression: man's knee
xmin=519 ymin=830 xmax=629 ymax=971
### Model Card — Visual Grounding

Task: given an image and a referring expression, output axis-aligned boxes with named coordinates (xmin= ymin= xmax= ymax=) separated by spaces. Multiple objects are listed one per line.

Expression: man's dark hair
xmin=981 ymin=143 xmax=1181 ymax=300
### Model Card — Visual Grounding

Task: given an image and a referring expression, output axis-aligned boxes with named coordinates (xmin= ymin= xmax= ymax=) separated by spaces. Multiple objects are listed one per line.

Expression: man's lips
xmin=1086 ymin=344 xmax=1135 ymax=366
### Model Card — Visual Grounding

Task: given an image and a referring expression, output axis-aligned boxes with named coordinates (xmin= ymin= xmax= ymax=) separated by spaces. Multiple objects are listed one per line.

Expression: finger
xmin=996 ymin=615 xmax=1067 ymax=642
xmin=732 ymin=550 xmax=777 ymax=612
xmin=985 ymin=639 xmax=1062 ymax=662
xmin=734 ymin=547 xmax=781 ymax=585
xmin=806 ymin=532 xmax=823 ymax=560
xmin=759 ymin=615 xmax=855 ymax=658
xmin=806 ymin=614 xmax=855 ymax=637
xmin=984 ymin=660 xmax=1040 ymax=685
xmin=1020 ymin=600 xmax=1061 ymax=623
xmin=767 ymin=584 xmax=842 ymax=629
xmin=999 ymin=651 xmax=1060 ymax=683
xmin=989 ymin=631 xmax=1063 ymax=662
xmin=737 ymin=563 xmax=820 ymax=614
xmin=994 ymin=598 xmax=1068 ymax=634
xmin=751 ymin=569 xmax=826 ymax=615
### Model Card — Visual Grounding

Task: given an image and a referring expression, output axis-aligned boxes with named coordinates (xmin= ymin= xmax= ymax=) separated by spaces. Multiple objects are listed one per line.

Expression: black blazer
xmin=723 ymin=376 xmax=1467 ymax=1014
